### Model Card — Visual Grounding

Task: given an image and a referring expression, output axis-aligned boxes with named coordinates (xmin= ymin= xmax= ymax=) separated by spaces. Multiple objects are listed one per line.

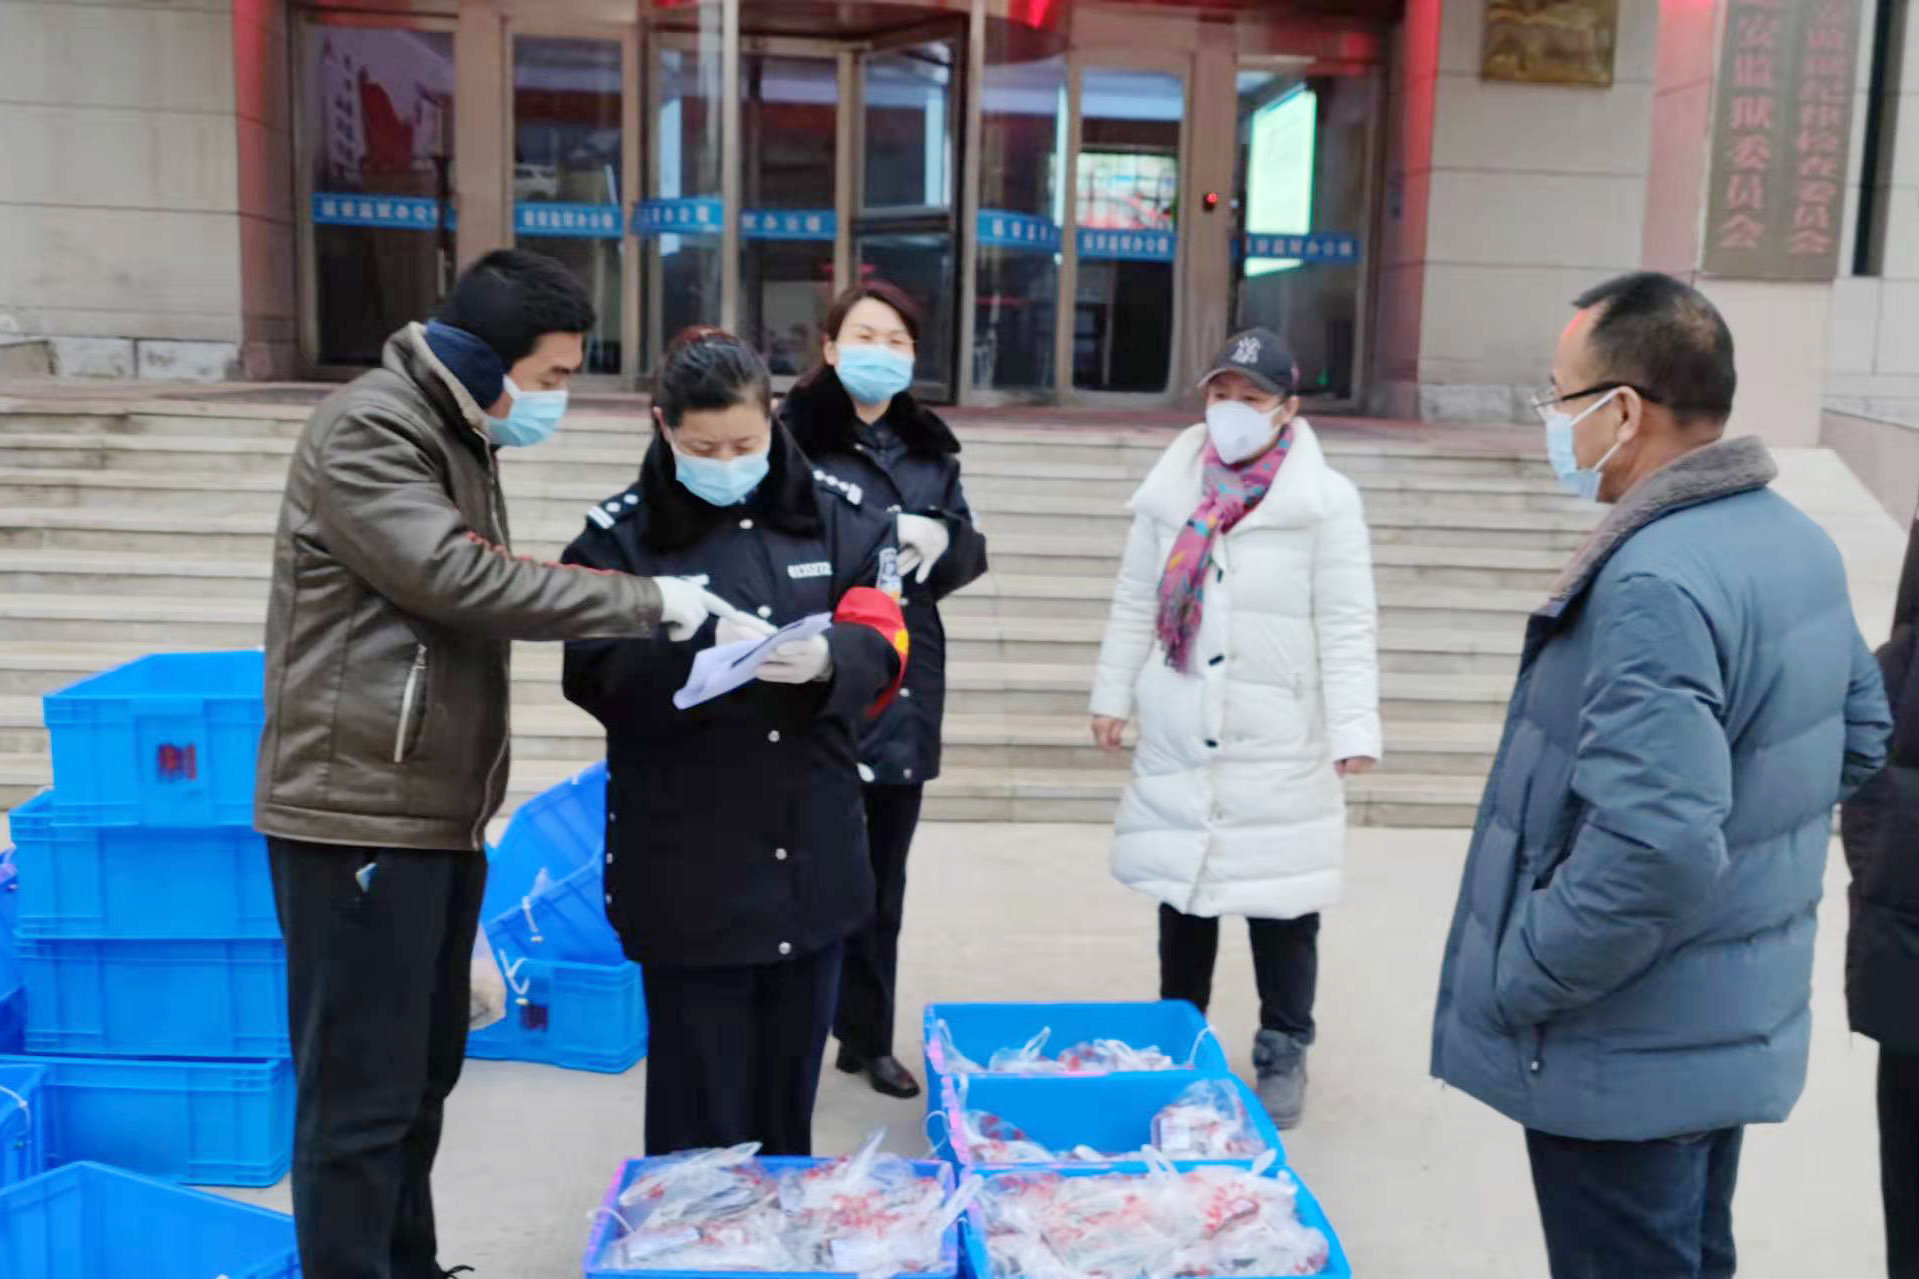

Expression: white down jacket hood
xmin=1089 ymin=419 xmax=1382 ymax=921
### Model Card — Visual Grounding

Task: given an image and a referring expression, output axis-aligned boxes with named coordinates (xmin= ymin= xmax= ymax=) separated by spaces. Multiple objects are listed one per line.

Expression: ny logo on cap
xmin=1233 ymin=335 xmax=1262 ymax=364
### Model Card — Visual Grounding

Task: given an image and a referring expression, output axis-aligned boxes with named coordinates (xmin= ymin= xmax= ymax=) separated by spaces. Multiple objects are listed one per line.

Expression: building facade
xmin=0 ymin=0 xmax=1898 ymax=444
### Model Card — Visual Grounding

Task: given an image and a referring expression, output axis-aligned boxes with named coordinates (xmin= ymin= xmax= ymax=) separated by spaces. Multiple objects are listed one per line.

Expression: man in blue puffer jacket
xmin=1431 ymin=272 xmax=1891 ymax=1278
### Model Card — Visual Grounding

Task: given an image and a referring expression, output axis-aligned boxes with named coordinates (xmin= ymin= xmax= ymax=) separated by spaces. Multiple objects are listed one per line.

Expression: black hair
xmin=653 ymin=326 xmax=773 ymax=428
xmin=790 ymin=279 xmax=924 ymax=399
xmin=1572 ymin=272 xmax=1736 ymax=427
xmin=435 ymin=249 xmax=595 ymax=365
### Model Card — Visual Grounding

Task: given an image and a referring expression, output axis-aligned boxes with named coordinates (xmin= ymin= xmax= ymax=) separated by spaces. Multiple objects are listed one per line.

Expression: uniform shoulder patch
xmin=585 ymin=485 xmax=642 ymax=530
xmin=812 ymin=468 xmax=864 ymax=507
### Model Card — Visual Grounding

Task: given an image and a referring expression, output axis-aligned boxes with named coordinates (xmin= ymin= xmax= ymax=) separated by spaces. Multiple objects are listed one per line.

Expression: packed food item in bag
xmin=974 ymin=1158 xmax=1331 ymax=1279
xmin=952 ymin=1110 xmax=1108 ymax=1165
xmin=931 ymin=1022 xmax=1186 ymax=1078
xmin=598 ymin=1133 xmax=975 ymax=1277
xmin=1150 ymin=1080 xmax=1269 ymax=1160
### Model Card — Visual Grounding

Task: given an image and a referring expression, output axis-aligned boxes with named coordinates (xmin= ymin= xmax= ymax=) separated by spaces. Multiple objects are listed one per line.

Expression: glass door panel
xmin=511 ymin=35 xmax=625 ymax=375
xmin=974 ymin=48 xmax=1066 ymax=394
xmin=742 ymin=54 xmax=838 ymax=378
xmin=1073 ymin=67 xmax=1183 ymax=394
xmin=1231 ymin=67 xmax=1374 ymax=403
xmin=644 ymin=30 xmax=726 ymax=367
xmin=855 ymin=34 xmax=961 ymax=400
xmin=305 ymin=24 xmax=455 ymax=367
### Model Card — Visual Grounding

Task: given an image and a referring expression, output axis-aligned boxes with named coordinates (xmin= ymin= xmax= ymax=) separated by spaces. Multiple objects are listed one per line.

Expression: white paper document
xmin=672 ymin=612 xmax=833 ymax=710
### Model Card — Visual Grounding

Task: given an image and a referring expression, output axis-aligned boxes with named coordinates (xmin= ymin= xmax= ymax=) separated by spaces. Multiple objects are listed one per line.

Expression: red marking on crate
xmin=156 ymin=744 xmax=198 ymax=782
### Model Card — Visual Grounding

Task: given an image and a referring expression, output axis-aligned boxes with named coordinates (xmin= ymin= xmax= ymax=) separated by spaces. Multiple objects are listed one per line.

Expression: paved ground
xmin=217 ymin=821 xmax=1887 ymax=1277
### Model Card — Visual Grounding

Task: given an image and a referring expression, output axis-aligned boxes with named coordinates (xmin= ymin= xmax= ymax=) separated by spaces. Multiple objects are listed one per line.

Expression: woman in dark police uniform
xmin=779 ymin=281 xmax=989 ymax=1100
xmin=561 ymin=328 xmax=908 ymax=1155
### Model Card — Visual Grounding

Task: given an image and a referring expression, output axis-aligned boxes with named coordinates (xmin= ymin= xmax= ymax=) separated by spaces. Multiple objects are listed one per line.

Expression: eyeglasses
xmin=1527 ymin=382 xmax=1665 ymax=424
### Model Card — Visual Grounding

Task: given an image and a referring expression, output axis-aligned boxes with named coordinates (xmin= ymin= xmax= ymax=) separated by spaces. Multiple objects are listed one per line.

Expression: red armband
xmin=833 ymin=586 xmax=910 ymax=717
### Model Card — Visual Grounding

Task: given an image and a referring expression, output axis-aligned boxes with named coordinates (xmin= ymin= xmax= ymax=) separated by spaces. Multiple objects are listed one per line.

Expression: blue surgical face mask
xmin=484 ymin=376 xmax=568 ymax=448
xmin=1544 ymin=388 xmax=1626 ymax=503
xmin=835 ymin=344 xmax=915 ymax=406
xmin=672 ymin=440 xmax=770 ymax=507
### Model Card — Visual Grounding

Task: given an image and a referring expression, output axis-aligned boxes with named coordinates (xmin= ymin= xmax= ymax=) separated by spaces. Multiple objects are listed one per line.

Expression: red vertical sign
xmin=1703 ymin=0 xmax=1862 ymax=278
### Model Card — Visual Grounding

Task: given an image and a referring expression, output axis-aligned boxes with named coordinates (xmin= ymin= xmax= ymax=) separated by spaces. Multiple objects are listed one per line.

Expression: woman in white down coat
xmin=1089 ymin=328 xmax=1381 ymax=1129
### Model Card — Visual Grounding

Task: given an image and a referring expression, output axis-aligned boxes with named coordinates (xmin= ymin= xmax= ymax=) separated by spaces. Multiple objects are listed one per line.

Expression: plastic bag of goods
xmin=598 ymin=1134 xmax=975 ymax=1277
xmin=973 ymin=1157 xmax=1331 ymax=1279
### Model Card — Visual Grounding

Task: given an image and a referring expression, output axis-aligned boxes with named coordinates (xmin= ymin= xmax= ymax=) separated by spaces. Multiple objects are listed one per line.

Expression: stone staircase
xmin=0 ymin=397 xmax=1595 ymax=829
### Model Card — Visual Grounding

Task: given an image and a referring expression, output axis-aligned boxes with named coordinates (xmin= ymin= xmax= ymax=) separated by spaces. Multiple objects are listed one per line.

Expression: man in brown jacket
xmin=255 ymin=250 xmax=731 ymax=1279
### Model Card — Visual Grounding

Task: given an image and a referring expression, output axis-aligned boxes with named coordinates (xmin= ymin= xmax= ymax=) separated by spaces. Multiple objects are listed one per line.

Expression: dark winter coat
xmin=560 ymin=424 xmax=904 ymax=970
xmin=257 ymin=323 xmax=661 ymax=852
xmin=1431 ymin=437 xmax=1890 ymax=1141
xmin=1841 ymin=517 xmax=1919 ymax=1054
xmin=778 ymin=371 xmax=988 ymax=785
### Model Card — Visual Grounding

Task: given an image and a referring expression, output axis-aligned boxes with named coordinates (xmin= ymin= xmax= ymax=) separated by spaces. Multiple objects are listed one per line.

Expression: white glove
xmin=653 ymin=577 xmax=757 ymax=642
xmin=758 ymin=634 xmax=832 ymax=684
xmin=717 ymin=613 xmax=777 ymax=646
xmin=896 ymin=513 xmax=951 ymax=584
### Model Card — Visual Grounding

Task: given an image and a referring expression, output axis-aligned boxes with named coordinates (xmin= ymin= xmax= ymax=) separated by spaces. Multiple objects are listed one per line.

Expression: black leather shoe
xmin=835 ymin=1045 xmax=922 ymax=1099
xmin=866 ymin=1055 xmax=922 ymax=1099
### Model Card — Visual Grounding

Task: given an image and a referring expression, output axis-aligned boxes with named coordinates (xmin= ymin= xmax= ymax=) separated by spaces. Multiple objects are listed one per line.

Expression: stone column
xmin=1369 ymin=0 xmax=1660 ymax=423
xmin=1645 ymin=0 xmax=1868 ymax=446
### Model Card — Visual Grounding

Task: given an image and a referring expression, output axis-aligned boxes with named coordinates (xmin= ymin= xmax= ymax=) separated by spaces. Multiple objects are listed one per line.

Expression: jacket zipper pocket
xmin=1526 ymin=1024 xmax=1547 ymax=1078
xmin=393 ymin=645 xmax=428 ymax=764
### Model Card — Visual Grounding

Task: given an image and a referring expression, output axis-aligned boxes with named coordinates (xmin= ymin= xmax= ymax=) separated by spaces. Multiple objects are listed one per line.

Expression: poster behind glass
xmin=307 ymin=26 xmax=455 ymax=367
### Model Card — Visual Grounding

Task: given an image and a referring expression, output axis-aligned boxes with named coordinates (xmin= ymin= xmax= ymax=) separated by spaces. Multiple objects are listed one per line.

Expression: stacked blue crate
xmin=471 ymin=760 xmax=648 ymax=1073
xmin=923 ymin=1001 xmax=1352 ymax=1279
xmin=0 ymin=849 xmax=23 ymax=1053
xmin=0 ymin=652 xmax=291 ymax=1188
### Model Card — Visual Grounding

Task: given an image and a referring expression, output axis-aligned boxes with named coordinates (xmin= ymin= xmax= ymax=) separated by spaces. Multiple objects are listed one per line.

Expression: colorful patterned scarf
xmin=1155 ymin=427 xmax=1294 ymax=672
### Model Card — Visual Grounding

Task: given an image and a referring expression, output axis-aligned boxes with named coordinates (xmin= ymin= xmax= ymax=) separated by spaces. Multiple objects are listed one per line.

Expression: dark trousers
xmin=834 ymin=783 xmax=923 ymax=1060
xmin=1157 ymin=904 xmax=1318 ymax=1042
xmin=1526 ymin=1126 xmax=1744 ymax=1279
xmin=268 ymin=838 xmax=488 ymax=1279
xmin=1882 ymin=1048 xmax=1919 ymax=1278
xmin=642 ymin=943 xmax=843 ymax=1157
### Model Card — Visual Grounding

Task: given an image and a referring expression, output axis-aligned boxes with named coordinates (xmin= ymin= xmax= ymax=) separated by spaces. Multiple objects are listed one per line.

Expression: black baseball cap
xmin=1200 ymin=327 xmax=1298 ymax=396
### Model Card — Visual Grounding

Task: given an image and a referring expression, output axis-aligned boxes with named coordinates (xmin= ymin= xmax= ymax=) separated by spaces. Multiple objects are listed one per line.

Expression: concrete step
xmin=0 ymin=752 xmax=49 ymax=818
xmin=0 ymin=552 xmax=1539 ymax=634
xmin=0 ymin=537 xmax=1569 ymax=605
xmin=0 ymin=402 xmax=1541 ymax=466
xmin=0 ymin=639 xmax=1518 ymax=730
xmin=0 ymin=594 xmax=1530 ymax=675
xmin=0 ymin=429 xmax=1572 ymax=510
xmin=0 ymin=493 xmax=1595 ymax=567
xmin=0 ymin=464 xmax=1594 ymax=530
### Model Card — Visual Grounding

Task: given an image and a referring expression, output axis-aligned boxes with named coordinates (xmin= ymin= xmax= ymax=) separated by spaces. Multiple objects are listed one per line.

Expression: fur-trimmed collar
xmin=635 ymin=420 xmax=822 ymax=552
xmin=1542 ymin=435 xmax=1778 ymax=613
xmin=779 ymin=368 xmax=961 ymax=459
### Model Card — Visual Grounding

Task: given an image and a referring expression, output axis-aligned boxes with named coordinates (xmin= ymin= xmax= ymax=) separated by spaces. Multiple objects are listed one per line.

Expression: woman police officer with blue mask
xmin=778 ymin=281 xmax=990 ymax=1101
xmin=560 ymin=327 xmax=910 ymax=1156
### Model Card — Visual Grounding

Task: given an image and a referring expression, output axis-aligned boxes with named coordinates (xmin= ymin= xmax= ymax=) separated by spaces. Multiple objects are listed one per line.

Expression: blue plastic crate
xmin=0 ymin=848 xmax=20 ymax=1054
xmin=960 ymin=1164 xmax=1351 ymax=1279
xmin=922 ymin=1001 xmax=1230 ymax=1101
xmin=935 ymin=1072 xmax=1284 ymax=1174
xmin=19 ymin=936 xmax=288 ymax=1059
xmin=482 ymin=760 xmax=607 ymax=925
xmin=42 ymin=650 xmax=265 ymax=827
xmin=0 ymin=1052 xmax=292 ymax=1187
xmin=0 ymin=1063 xmax=46 ymax=1192
xmin=0 ymin=1162 xmax=298 ymax=1279
xmin=585 ymin=1156 xmax=959 ymax=1279
xmin=486 ymin=857 xmax=626 ymax=967
xmin=468 ymin=952 xmax=647 ymax=1074
xmin=8 ymin=791 xmax=277 ymax=939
